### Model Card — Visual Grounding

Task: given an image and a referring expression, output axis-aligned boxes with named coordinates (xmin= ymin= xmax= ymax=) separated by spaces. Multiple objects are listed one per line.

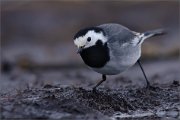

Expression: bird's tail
xmin=143 ymin=29 xmax=166 ymax=39
xmin=134 ymin=29 xmax=166 ymax=45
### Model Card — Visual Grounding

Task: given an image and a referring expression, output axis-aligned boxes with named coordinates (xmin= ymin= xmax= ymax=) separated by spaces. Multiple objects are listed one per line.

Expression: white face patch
xmin=74 ymin=30 xmax=107 ymax=49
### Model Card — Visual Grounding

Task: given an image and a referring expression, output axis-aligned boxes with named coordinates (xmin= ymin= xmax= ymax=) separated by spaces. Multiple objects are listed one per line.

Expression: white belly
xmin=92 ymin=59 xmax=132 ymax=75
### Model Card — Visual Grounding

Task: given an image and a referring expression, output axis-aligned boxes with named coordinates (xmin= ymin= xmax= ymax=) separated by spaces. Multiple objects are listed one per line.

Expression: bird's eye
xmin=87 ymin=37 xmax=91 ymax=42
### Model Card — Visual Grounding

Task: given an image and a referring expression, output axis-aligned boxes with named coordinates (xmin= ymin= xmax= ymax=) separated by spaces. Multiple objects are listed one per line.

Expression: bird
xmin=73 ymin=23 xmax=165 ymax=91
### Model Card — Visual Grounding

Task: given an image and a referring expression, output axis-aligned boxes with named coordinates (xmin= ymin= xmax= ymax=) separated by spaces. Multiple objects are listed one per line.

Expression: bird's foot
xmin=92 ymin=87 xmax=97 ymax=93
xmin=146 ymin=83 xmax=157 ymax=90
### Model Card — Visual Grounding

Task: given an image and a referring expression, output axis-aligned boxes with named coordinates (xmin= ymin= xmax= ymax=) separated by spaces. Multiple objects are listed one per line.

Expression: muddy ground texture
xmin=1 ymin=84 xmax=179 ymax=120
xmin=0 ymin=59 xmax=180 ymax=120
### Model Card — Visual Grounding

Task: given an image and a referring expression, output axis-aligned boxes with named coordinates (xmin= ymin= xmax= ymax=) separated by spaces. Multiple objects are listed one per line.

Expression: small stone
xmin=156 ymin=110 xmax=166 ymax=117
xmin=166 ymin=110 xmax=179 ymax=118
xmin=43 ymin=84 xmax=53 ymax=88
xmin=172 ymin=81 xmax=179 ymax=86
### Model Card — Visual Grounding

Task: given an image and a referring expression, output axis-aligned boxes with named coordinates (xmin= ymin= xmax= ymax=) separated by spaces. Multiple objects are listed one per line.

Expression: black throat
xmin=80 ymin=40 xmax=110 ymax=68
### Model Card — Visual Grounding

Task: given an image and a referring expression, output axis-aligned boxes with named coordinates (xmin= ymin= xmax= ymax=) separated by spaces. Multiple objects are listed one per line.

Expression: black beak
xmin=77 ymin=47 xmax=83 ymax=54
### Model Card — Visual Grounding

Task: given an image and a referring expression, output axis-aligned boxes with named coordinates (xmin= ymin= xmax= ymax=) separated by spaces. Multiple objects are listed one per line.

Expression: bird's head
xmin=73 ymin=27 xmax=107 ymax=53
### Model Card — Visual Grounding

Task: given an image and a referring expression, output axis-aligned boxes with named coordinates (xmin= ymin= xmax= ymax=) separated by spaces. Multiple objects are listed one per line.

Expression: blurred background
xmin=1 ymin=1 xmax=180 ymax=93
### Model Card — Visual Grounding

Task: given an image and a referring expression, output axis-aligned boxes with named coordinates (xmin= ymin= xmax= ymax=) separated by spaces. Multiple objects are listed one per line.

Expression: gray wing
xmin=98 ymin=24 xmax=141 ymax=70
xmin=98 ymin=23 xmax=135 ymax=45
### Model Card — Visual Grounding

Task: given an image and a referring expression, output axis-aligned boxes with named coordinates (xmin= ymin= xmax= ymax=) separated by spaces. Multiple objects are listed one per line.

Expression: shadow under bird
xmin=73 ymin=23 xmax=165 ymax=91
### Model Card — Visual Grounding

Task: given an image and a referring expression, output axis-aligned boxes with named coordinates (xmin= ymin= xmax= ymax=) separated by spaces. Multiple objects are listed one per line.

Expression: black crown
xmin=74 ymin=27 xmax=105 ymax=40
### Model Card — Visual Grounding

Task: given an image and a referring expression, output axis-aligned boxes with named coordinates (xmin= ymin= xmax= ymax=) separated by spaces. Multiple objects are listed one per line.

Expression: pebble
xmin=156 ymin=110 xmax=166 ymax=117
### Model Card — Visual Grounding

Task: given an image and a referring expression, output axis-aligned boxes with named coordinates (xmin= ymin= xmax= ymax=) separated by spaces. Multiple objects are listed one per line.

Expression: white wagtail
xmin=73 ymin=23 xmax=164 ymax=91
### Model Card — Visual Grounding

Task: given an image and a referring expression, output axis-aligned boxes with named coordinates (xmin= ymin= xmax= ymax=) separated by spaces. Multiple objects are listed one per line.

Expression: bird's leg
xmin=93 ymin=74 xmax=106 ymax=91
xmin=137 ymin=59 xmax=150 ymax=88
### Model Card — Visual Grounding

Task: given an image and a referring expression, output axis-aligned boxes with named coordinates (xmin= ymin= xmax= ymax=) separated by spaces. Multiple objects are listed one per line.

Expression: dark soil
xmin=0 ymin=59 xmax=180 ymax=120
xmin=0 ymin=84 xmax=179 ymax=120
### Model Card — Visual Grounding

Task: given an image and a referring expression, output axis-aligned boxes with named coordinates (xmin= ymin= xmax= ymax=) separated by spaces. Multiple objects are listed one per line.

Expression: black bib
xmin=80 ymin=41 xmax=110 ymax=68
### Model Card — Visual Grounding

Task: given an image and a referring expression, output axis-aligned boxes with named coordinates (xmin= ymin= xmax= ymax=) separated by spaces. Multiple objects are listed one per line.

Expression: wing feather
xmin=98 ymin=23 xmax=135 ymax=46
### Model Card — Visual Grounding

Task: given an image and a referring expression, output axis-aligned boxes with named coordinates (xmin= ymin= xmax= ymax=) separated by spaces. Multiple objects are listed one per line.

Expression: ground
xmin=0 ymin=59 xmax=180 ymax=120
